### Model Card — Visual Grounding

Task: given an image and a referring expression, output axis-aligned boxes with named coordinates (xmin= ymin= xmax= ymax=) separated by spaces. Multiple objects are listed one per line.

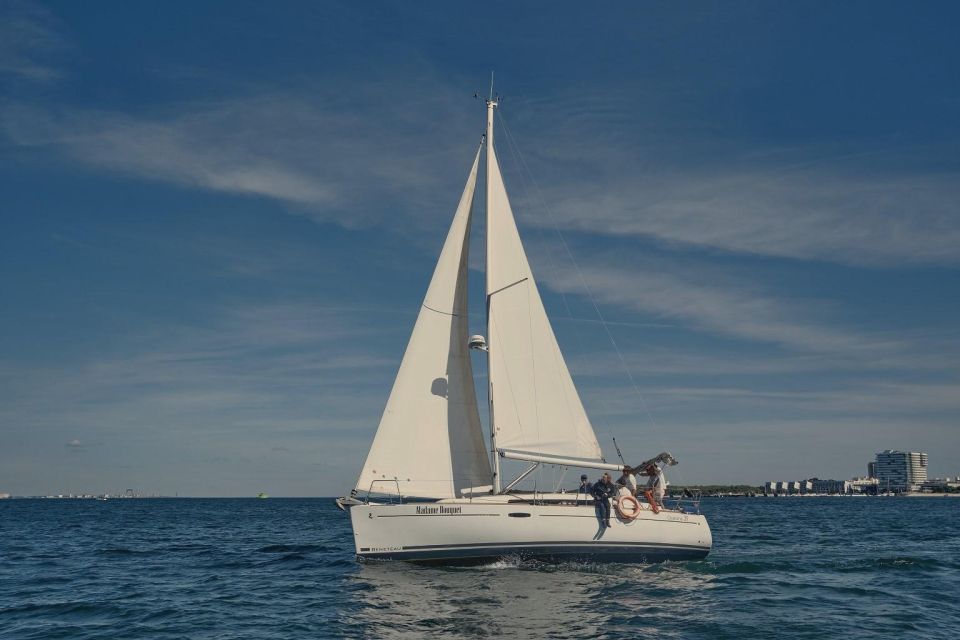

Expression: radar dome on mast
xmin=468 ymin=335 xmax=488 ymax=351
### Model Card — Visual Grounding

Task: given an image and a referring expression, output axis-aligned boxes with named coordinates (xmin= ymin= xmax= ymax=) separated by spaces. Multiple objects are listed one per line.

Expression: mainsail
xmin=485 ymin=103 xmax=603 ymax=462
xmin=355 ymin=147 xmax=491 ymax=499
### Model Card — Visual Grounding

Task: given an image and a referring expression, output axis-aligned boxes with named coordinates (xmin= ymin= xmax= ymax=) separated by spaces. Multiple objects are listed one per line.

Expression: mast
xmin=485 ymin=91 xmax=502 ymax=494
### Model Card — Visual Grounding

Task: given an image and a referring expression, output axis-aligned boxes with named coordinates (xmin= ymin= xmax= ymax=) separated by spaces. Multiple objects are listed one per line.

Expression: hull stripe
xmin=401 ymin=540 xmax=707 ymax=551
xmin=359 ymin=543 xmax=710 ymax=563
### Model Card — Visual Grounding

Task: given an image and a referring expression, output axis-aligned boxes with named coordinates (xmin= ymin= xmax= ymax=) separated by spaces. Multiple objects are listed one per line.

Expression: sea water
xmin=1 ymin=497 xmax=957 ymax=639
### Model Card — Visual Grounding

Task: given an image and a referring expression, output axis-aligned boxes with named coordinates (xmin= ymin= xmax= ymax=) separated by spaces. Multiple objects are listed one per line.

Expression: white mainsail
xmin=355 ymin=146 xmax=491 ymax=499
xmin=485 ymin=103 xmax=603 ymax=462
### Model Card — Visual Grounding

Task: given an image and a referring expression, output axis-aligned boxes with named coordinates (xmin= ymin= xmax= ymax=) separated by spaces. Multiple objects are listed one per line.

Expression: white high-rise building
xmin=874 ymin=451 xmax=928 ymax=492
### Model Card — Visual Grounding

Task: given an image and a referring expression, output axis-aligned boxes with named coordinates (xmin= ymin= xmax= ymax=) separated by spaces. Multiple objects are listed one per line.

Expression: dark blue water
xmin=1 ymin=498 xmax=958 ymax=639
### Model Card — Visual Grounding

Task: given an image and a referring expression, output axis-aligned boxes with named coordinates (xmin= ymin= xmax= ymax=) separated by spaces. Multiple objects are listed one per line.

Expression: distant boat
xmin=256 ymin=493 xmax=269 ymax=499
xmin=335 ymin=90 xmax=712 ymax=564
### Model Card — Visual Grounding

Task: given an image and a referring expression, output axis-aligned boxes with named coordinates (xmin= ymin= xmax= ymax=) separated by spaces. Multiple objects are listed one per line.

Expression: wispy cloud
xmin=566 ymin=337 xmax=960 ymax=380
xmin=539 ymin=260 xmax=873 ymax=352
xmin=496 ymin=98 xmax=960 ymax=268
xmin=541 ymin=169 xmax=960 ymax=267
xmin=0 ymin=301 xmax=396 ymax=494
xmin=0 ymin=0 xmax=67 ymax=82
xmin=9 ymin=66 xmax=956 ymax=270
xmin=0 ymin=81 xmax=482 ymax=231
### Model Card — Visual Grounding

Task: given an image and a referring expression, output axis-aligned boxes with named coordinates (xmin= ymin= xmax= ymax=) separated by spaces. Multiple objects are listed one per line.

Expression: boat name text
xmin=415 ymin=505 xmax=463 ymax=515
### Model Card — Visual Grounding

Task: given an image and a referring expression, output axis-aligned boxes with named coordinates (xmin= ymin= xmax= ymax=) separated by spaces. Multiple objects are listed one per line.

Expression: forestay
xmin=355 ymin=147 xmax=491 ymax=499
xmin=485 ymin=108 xmax=603 ymax=462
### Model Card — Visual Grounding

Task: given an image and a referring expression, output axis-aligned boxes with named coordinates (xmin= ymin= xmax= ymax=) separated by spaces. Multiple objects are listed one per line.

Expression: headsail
xmin=355 ymin=146 xmax=491 ymax=499
xmin=485 ymin=104 xmax=603 ymax=462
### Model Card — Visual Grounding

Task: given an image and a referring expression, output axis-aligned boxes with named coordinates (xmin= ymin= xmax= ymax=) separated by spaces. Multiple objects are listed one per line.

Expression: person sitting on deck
xmin=591 ymin=472 xmax=616 ymax=528
xmin=641 ymin=463 xmax=667 ymax=506
xmin=616 ymin=466 xmax=638 ymax=496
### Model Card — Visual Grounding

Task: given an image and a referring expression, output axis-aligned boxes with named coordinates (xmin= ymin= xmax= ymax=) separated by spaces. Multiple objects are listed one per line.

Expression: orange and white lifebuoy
xmin=644 ymin=490 xmax=661 ymax=514
xmin=615 ymin=494 xmax=641 ymax=520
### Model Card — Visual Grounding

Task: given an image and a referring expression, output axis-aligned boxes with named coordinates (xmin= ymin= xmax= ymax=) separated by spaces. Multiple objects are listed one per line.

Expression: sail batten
xmin=355 ymin=146 xmax=491 ymax=499
xmin=485 ymin=111 xmax=603 ymax=463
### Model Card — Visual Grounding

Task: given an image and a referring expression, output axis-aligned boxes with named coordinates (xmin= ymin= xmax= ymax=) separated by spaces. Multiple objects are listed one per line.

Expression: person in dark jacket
xmin=591 ymin=472 xmax=616 ymax=527
xmin=576 ymin=474 xmax=592 ymax=495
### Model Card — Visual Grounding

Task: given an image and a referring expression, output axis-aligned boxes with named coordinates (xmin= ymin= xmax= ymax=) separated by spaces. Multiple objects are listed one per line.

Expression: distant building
xmin=867 ymin=462 xmax=876 ymax=478
xmin=920 ymin=477 xmax=960 ymax=493
xmin=875 ymin=451 xmax=928 ymax=492
xmin=810 ymin=478 xmax=850 ymax=494
xmin=787 ymin=480 xmax=812 ymax=494
xmin=765 ymin=480 xmax=815 ymax=495
xmin=849 ymin=476 xmax=879 ymax=494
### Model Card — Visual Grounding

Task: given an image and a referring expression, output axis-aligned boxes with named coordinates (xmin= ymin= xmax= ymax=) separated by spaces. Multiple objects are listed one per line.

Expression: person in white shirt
xmin=642 ymin=463 xmax=667 ymax=505
xmin=616 ymin=466 xmax=638 ymax=496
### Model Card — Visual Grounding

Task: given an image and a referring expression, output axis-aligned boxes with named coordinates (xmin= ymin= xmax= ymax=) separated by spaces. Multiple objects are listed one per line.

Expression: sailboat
xmin=337 ymin=94 xmax=712 ymax=564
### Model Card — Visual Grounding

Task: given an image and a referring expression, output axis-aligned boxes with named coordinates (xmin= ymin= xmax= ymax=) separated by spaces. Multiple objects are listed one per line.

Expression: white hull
xmin=348 ymin=498 xmax=712 ymax=564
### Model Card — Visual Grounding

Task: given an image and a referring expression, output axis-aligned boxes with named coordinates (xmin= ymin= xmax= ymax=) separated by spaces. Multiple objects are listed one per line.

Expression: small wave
xmin=477 ymin=557 xmax=523 ymax=570
xmin=258 ymin=544 xmax=327 ymax=554
xmin=96 ymin=547 xmax=155 ymax=556
xmin=685 ymin=560 xmax=800 ymax=575
xmin=834 ymin=556 xmax=941 ymax=573
xmin=321 ymin=557 xmax=355 ymax=569
xmin=262 ymin=552 xmax=312 ymax=566
xmin=207 ymin=559 xmax=255 ymax=569
xmin=161 ymin=543 xmax=212 ymax=553
xmin=471 ymin=556 xmax=632 ymax=576
xmin=1 ymin=601 xmax=116 ymax=617
xmin=136 ymin=607 xmax=180 ymax=623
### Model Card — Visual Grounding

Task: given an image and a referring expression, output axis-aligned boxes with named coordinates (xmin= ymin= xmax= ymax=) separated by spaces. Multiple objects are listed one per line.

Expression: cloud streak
xmin=0 ymin=301 xmax=397 ymax=495
xmin=6 ymin=70 xmax=958 ymax=271
xmin=1 ymin=81 xmax=482 ymax=231
xmin=0 ymin=0 xmax=66 ymax=82
xmin=539 ymin=260 xmax=873 ymax=353
xmin=496 ymin=98 xmax=960 ymax=268
xmin=542 ymin=169 xmax=960 ymax=267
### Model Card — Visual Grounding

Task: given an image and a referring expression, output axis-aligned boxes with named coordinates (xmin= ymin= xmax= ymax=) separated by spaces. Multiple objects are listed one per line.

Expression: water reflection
xmin=345 ymin=558 xmax=720 ymax=639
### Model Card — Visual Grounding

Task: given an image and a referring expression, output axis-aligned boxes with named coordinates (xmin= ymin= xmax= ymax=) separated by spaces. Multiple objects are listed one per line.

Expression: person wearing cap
xmin=577 ymin=473 xmax=593 ymax=500
xmin=590 ymin=472 xmax=616 ymax=527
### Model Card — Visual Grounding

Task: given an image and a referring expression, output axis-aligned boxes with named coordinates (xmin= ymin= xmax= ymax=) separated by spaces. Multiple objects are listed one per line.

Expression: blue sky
xmin=1 ymin=1 xmax=958 ymax=496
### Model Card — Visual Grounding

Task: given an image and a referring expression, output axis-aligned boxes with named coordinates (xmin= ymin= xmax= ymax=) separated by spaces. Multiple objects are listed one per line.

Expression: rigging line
xmin=497 ymin=108 xmax=665 ymax=454
xmin=496 ymin=111 xmax=621 ymax=447
xmin=495 ymin=111 xmax=609 ymax=444
xmin=496 ymin=120 xmax=595 ymax=487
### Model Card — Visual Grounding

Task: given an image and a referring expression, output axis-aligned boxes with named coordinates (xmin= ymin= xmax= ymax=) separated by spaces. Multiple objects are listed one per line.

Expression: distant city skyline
xmin=2 ymin=2 xmax=958 ymax=496
xmin=3 ymin=448 xmax=955 ymax=497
